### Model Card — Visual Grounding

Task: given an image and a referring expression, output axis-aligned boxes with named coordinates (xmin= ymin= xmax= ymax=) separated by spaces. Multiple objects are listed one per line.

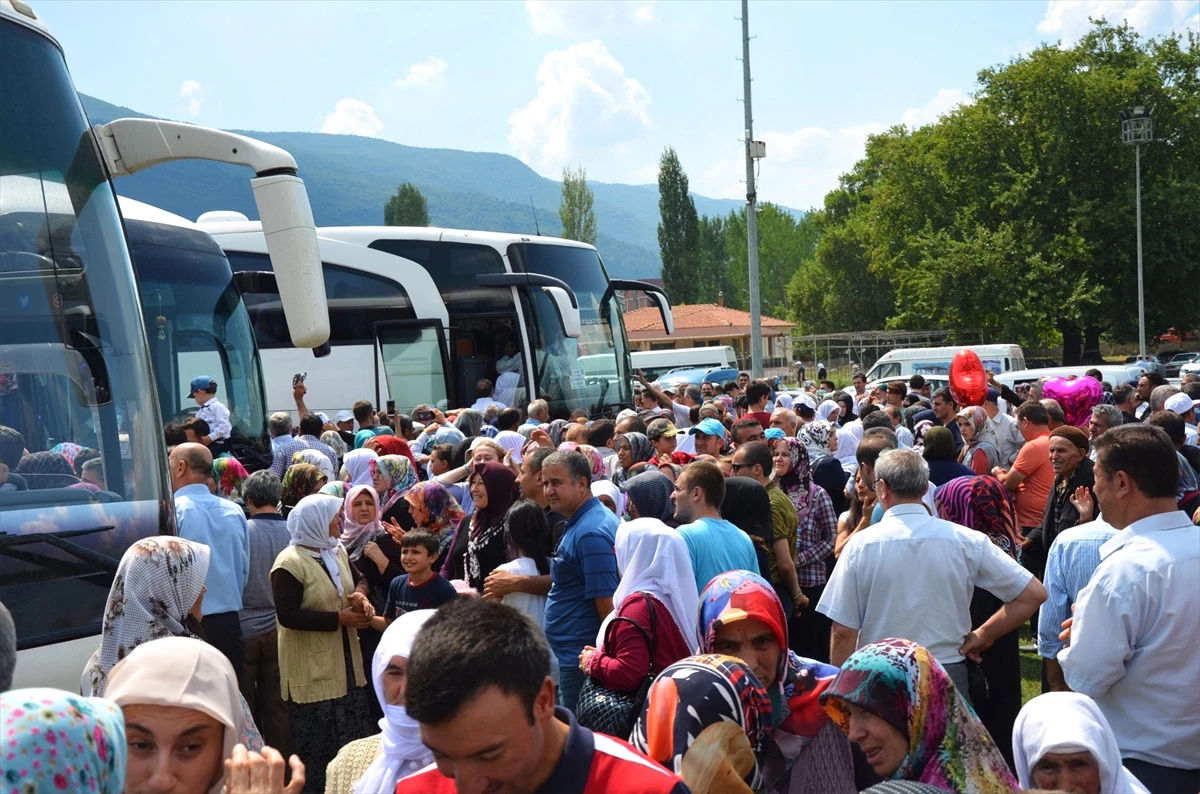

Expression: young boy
xmin=189 ymin=375 xmax=232 ymax=455
xmin=374 ymin=530 xmax=457 ymax=629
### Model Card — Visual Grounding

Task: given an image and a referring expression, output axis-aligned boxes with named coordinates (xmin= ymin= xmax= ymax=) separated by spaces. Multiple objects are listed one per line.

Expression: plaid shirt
xmin=270 ymin=435 xmax=337 ymax=477
xmin=794 ymin=486 xmax=838 ymax=587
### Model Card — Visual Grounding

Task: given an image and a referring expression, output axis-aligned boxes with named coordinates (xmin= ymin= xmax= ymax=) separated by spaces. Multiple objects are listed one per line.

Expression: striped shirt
xmin=1037 ymin=519 xmax=1116 ymax=659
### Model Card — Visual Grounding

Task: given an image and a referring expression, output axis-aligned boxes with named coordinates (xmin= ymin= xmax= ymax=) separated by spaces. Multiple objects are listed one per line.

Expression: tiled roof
xmin=624 ymin=303 xmax=794 ymax=333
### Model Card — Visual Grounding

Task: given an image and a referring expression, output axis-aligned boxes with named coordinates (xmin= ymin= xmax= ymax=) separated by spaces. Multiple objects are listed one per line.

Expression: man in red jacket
xmin=397 ymin=598 xmax=691 ymax=794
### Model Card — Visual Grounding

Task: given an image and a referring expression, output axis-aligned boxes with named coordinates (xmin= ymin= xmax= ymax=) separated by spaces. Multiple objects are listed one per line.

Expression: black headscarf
xmin=719 ymin=476 xmax=772 ymax=576
xmin=624 ymin=469 xmax=677 ymax=526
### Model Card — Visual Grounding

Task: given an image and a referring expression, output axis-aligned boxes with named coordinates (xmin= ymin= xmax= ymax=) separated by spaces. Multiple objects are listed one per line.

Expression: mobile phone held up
xmin=415 ymin=409 xmax=434 ymax=423
xmin=292 ymin=372 xmax=307 ymax=389
xmin=386 ymin=400 xmax=396 ymax=416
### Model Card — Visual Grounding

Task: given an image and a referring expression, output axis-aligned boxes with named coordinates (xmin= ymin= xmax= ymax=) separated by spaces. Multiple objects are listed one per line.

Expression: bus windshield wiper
xmin=0 ymin=525 xmax=120 ymax=586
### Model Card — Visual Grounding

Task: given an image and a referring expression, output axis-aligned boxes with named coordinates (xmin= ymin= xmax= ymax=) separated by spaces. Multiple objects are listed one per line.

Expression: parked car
xmin=1163 ymin=352 xmax=1200 ymax=379
xmin=653 ymin=366 xmax=740 ymax=393
xmin=1124 ymin=354 xmax=1166 ymax=376
xmin=1181 ymin=358 xmax=1200 ymax=379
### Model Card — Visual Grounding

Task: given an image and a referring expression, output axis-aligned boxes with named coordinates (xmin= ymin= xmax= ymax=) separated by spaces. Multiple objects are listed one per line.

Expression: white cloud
xmin=394 ymin=56 xmax=448 ymax=89
xmin=321 ymin=99 xmax=384 ymax=137
xmin=508 ymin=40 xmax=651 ymax=175
xmin=1036 ymin=0 xmax=1198 ymax=45
xmin=525 ymin=0 xmax=656 ymax=36
xmin=695 ymin=89 xmax=972 ymax=210
xmin=179 ymin=80 xmax=203 ymax=117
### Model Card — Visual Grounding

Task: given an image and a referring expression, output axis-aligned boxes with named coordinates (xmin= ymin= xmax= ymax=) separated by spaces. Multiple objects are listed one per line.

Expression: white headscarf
xmin=590 ymin=479 xmax=627 ymax=519
xmin=494 ymin=371 xmax=520 ymax=407
xmin=342 ymin=448 xmax=379 ymax=488
xmin=83 ymin=536 xmax=210 ymax=697
xmin=494 ymin=430 xmax=526 ymax=463
xmin=816 ymin=400 xmax=841 ymax=423
xmin=106 ymin=636 xmax=249 ymax=794
xmin=293 ymin=448 xmax=335 ymax=482
xmin=1013 ymin=692 xmax=1149 ymax=794
xmin=596 ymin=518 xmax=700 ymax=653
xmin=286 ymin=494 xmax=345 ymax=596
xmin=834 ymin=427 xmax=860 ymax=475
xmin=775 ymin=393 xmax=794 ymax=410
xmin=354 ymin=610 xmax=437 ymax=794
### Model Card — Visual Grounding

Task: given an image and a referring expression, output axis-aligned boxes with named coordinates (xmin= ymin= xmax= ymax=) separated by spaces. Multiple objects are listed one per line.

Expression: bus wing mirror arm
xmin=542 ymin=287 xmax=582 ymax=339
xmin=93 ymin=118 xmax=329 ymax=349
xmin=609 ymin=279 xmax=674 ymax=335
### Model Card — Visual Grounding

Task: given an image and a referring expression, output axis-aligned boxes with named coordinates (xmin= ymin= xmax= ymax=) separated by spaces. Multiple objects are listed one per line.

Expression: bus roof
xmin=0 ymin=0 xmax=56 ymax=44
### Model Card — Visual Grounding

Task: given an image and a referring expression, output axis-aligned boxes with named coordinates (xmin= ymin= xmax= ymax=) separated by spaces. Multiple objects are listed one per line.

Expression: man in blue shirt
xmin=673 ymin=460 xmax=760 ymax=593
xmin=541 ymin=450 xmax=619 ymax=712
xmin=170 ymin=442 xmax=250 ymax=686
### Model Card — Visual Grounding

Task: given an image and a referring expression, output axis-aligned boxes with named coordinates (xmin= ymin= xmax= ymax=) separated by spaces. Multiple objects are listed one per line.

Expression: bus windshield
xmin=509 ymin=242 xmax=633 ymax=418
xmin=129 ymin=222 xmax=270 ymax=468
xmin=0 ymin=20 xmax=168 ymax=650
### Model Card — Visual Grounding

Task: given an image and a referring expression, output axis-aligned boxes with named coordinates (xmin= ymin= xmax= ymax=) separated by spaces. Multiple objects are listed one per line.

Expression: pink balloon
xmin=1041 ymin=376 xmax=1103 ymax=428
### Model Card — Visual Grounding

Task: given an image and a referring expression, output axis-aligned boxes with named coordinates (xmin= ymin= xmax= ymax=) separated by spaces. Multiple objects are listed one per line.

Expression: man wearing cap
xmin=1164 ymin=392 xmax=1198 ymax=447
xmin=688 ymin=417 xmax=727 ymax=458
xmin=334 ymin=409 xmax=357 ymax=446
xmin=190 ymin=375 xmax=232 ymax=455
xmin=982 ymin=387 xmax=1023 ymax=467
xmin=646 ymin=418 xmax=678 ymax=460
xmin=1022 ymin=425 xmax=1095 ymax=604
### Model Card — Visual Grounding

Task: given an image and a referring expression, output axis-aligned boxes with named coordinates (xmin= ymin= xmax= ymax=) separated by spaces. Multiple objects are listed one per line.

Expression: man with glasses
xmin=730 ymin=441 xmax=803 ymax=616
xmin=818 ymin=448 xmax=1045 ymax=702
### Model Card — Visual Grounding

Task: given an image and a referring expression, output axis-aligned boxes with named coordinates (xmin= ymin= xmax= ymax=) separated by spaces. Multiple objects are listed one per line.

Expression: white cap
xmin=316 ymin=412 xmax=331 ymax=424
xmin=335 ymin=410 xmax=354 ymax=423
xmin=1164 ymin=392 xmax=1197 ymax=415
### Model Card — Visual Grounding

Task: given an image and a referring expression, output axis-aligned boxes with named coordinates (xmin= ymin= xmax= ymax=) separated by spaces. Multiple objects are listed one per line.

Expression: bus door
xmin=375 ymin=321 xmax=452 ymax=414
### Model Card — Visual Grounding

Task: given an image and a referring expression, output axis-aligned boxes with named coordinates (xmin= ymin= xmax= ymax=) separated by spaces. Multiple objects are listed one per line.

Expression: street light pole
xmin=741 ymin=0 xmax=763 ymax=378
xmin=1120 ymin=105 xmax=1152 ymax=358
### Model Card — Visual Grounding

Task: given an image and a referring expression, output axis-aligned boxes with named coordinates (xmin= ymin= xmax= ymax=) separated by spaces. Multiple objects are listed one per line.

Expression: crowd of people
xmin=1 ymin=365 xmax=1198 ymax=794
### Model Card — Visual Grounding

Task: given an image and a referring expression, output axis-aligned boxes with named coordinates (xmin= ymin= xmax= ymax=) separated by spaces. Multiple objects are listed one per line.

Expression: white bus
xmin=865 ymin=344 xmax=1025 ymax=381
xmin=209 ymin=222 xmax=674 ymax=420
xmin=1 ymin=0 xmax=327 ymax=690
xmin=631 ymin=347 xmax=738 ymax=381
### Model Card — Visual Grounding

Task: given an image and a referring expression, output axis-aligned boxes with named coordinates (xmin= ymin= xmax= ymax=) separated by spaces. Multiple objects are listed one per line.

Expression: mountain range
xmin=82 ymin=95 xmax=798 ymax=278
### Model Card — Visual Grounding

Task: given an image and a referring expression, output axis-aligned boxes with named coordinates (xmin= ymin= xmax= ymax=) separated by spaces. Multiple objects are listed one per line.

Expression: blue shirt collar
xmin=174 ymin=482 xmax=213 ymax=498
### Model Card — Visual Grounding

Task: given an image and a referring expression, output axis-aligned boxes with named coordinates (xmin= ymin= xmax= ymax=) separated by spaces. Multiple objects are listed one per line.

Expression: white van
xmin=632 ymin=347 xmax=738 ymax=381
xmin=865 ymin=344 xmax=1025 ymax=381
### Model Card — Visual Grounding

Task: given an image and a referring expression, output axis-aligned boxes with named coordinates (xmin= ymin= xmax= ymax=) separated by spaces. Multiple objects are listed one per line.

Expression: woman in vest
xmin=270 ymin=494 xmax=375 ymax=791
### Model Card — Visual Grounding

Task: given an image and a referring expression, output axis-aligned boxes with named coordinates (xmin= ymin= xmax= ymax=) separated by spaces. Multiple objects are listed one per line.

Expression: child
xmin=188 ymin=375 xmax=232 ymax=455
xmin=492 ymin=500 xmax=551 ymax=630
xmin=374 ymin=529 xmax=456 ymax=629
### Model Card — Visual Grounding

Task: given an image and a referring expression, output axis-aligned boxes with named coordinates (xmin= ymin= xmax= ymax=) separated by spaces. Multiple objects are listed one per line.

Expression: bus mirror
xmin=312 ymin=341 xmax=332 ymax=358
xmin=542 ymin=286 xmax=582 ymax=339
xmin=608 ymin=279 xmax=675 ymax=335
xmin=233 ymin=270 xmax=278 ymax=294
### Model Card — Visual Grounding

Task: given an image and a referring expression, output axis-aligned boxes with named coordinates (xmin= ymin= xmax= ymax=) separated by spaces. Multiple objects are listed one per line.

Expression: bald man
xmin=170 ymin=443 xmax=250 ymax=684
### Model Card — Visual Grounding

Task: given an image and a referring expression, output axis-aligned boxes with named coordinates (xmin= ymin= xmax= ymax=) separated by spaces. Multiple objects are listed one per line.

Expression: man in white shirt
xmin=1058 ymin=424 xmax=1200 ymax=794
xmin=469 ymin=378 xmax=507 ymax=413
xmin=983 ymin=388 xmax=1023 ymax=467
xmin=818 ymin=448 xmax=1045 ymax=702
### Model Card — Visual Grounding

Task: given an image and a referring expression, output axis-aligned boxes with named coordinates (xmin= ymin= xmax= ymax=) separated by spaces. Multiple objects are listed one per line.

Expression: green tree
xmin=696 ymin=214 xmax=734 ymax=305
xmin=657 ymin=148 xmax=701 ymax=304
xmin=558 ymin=165 xmax=598 ymax=244
xmin=383 ymin=182 xmax=429 ymax=226
xmin=725 ymin=204 xmax=820 ymax=317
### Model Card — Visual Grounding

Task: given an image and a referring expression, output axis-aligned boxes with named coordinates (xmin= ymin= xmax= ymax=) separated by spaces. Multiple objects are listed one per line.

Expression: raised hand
xmin=224 ymin=743 xmax=305 ymax=794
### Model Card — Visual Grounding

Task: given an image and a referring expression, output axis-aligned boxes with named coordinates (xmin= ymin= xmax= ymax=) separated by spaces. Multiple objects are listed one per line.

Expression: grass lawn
xmin=1018 ymin=624 xmax=1042 ymax=705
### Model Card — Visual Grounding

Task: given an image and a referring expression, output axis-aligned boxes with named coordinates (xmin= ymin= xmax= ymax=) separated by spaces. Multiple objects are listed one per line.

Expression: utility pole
xmin=741 ymin=0 xmax=763 ymax=378
xmin=1120 ymin=105 xmax=1152 ymax=358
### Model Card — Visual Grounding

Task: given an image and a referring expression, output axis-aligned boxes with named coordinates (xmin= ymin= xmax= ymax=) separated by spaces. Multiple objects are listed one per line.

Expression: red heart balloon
xmin=949 ymin=349 xmax=988 ymax=407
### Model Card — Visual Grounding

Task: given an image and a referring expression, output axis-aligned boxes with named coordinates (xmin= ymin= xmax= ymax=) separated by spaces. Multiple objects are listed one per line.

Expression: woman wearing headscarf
xmin=833 ymin=426 xmax=860 ymax=477
xmin=699 ymin=571 xmax=856 ymax=794
xmin=15 ymin=450 xmax=77 ymax=489
xmin=341 ymin=448 xmax=380 ymax=489
xmin=591 ymin=479 xmax=628 ymax=518
xmin=280 ymin=462 xmax=328 ymax=517
xmin=365 ymin=434 xmax=418 ymax=470
xmin=911 ymin=419 xmax=935 ymax=456
xmin=292 ymin=448 xmax=335 ymax=482
xmin=797 ymin=419 xmax=850 ymax=515
xmin=625 ymin=468 xmax=679 ymax=526
xmin=611 ymin=431 xmax=655 ymax=486
xmin=820 ymin=638 xmax=1017 ymax=794
xmin=773 ymin=438 xmax=838 ymax=662
xmin=546 ymin=418 xmax=570 ymax=447
xmin=816 ymin=400 xmax=842 ymax=425
xmin=0 ymin=687 xmax=126 ymax=794
xmin=326 ymin=610 xmax=438 ymax=794
xmin=321 ymin=429 xmax=349 ymax=466
xmin=559 ymin=442 xmax=607 ymax=482
xmin=106 ymin=636 xmax=299 ymax=794
xmin=934 ymin=475 xmax=1024 ymax=768
xmin=579 ymin=519 xmax=698 ymax=699
xmin=211 ymin=456 xmax=249 ymax=502
xmin=373 ymin=454 xmax=419 ymax=525
xmin=83 ymin=536 xmax=211 ymax=697
xmin=441 ymin=461 xmax=519 ymax=590
xmin=921 ymin=426 xmax=975 ymax=487
xmin=955 ymin=406 xmax=1001 ymax=476
xmin=270 ymin=494 xmax=375 ymax=791
xmin=453 ymin=408 xmax=487 ymax=438
xmin=633 ymin=655 xmax=773 ymax=793
xmin=403 ymin=480 xmax=467 ymax=569
xmin=719 ymin=477 xmax=774 ymax=582
xmin=1012 ymin=692 xmax=1149 ymax=794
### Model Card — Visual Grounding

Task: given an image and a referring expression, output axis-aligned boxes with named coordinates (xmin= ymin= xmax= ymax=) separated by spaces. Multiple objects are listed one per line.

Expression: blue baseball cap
xmin=985 ymin=388 xmax=999 ymax=403
xmin=764 ymin=427 xmax=786 ymax=440
xmin=688 ymin=418 xmax=727 ymax=437
xmin=188 ymin=376 xmax=217 ymax=397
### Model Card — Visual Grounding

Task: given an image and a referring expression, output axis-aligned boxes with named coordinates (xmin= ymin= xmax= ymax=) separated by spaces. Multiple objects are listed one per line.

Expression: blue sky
xmin=37 ymin=0 xmax=1199 ymax=210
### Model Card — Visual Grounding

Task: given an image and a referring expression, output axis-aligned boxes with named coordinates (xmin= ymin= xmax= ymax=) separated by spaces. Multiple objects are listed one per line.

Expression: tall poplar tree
xmin=384 ymin=182 xmax=430 ymax=226
xmin=558 ymin=166 xmax=598 ymax=244
xmin=657 ymin=147 xmax=701 ymax=304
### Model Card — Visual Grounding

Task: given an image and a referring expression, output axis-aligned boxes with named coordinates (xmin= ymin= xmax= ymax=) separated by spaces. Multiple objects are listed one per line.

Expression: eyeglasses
xmin=730 ymin=461 xmax=753 ymax=472
xmin=871 ymin=478 xmax=885 ymax=492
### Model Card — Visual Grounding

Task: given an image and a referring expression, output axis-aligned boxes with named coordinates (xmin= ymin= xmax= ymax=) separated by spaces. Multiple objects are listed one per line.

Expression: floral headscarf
xmin=632 ymin=655 xmax=772 ymax=790
xmin=374 ymin=454 xmax=418 ymax=514
xmin=775 ymin=437 xmax=819 ymax=526
xmin=699 ymin=571 xmax=839 ymax=742
xmin=50 ymin=441 xmax=84 ymax=469
xmin=911 ymin=420 xmax=935 ymax=455
xmin=83 ymin=537 xmax=210 ymax=697
xmin=934 ymin=476 xmax=1021 ymax=561
xmin=340 ymin=484 xmax=385 ymax=562
xmin=211 ymin=456 xmax=249 ymax=500
xmin=820 ymin=638 xmax=1018 ymax=793
xmin=797 ymin=419 xmax=834 ymax=463
xmin=280 ymin=463 xmax=327 ymax=517
xmin=1 ymin=688 xmax=127 ymax=794
xmin=405 ymin=481 xmax=466 ymax=535
xmin=558 ymin=442 xmax=607 ymax=482
xmin=321 ymin=430 xmax=348 ymax=462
